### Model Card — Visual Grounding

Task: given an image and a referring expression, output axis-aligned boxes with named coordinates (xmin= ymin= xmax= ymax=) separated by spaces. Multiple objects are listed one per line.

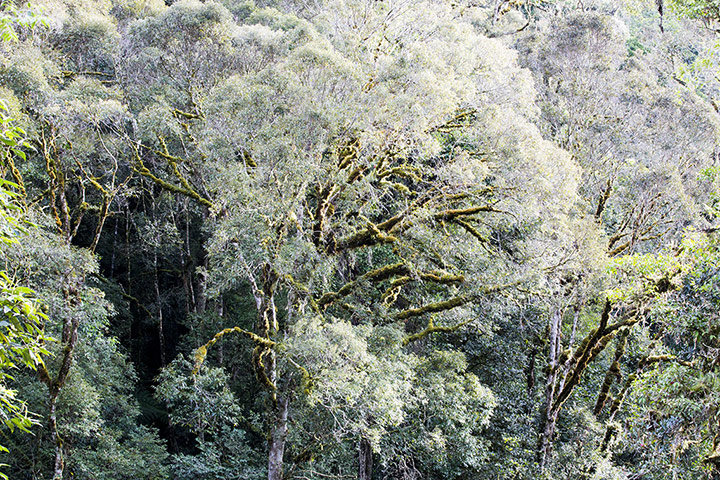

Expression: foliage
xmin=0 ymin=65 xmax=49 ymax=479
xmin=0 ymin=0 xmax=45 ymax=43
xmin=0 ymin=0 xmax=718 ymax=479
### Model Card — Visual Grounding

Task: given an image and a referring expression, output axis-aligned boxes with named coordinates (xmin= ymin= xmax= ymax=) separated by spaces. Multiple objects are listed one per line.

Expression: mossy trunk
xmin=268 ymin=397 xmax=289 ymax=480
xmin=49 ymin=393 xmax=63 ymax=480
xmin=538 ymin=308 xmax=563 ymax=470
xmin=539 ymin=407 xmax=559 ymax=471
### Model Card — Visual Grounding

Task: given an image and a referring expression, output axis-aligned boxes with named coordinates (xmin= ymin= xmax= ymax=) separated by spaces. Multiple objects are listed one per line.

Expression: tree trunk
xmin=525 ymin=346 xmax=537 ymax=393
xmin=48 ymin=393 xmax=63 ymax=480
xmin=154 ymin=249 xmax=166 ymax=367
xmin=268 ymin=396 xmax=289 ymax=480
xmin=37 ymin=276 xmax=82 ymax=480
xmin=538 ymin=308 xmax=563 ymax=470
xmin=358 ymin=437 xmax=373 ymax=480
xmin=252 ymin=266 xmax=285 ymax=480
xmin=538 ymin=301 xmax=617 ymax=469
xmin=539 ymin=407 xmax=559 ymax=471
xmin=196 ymin=266 xmax=207 ymax=315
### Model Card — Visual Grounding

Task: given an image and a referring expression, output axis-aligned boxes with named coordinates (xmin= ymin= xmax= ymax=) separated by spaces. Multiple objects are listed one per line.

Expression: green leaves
xmin=0 ymin=0 xmax=46 ymax=43
xmin=0 ymin=271 xmax=49 ymax=460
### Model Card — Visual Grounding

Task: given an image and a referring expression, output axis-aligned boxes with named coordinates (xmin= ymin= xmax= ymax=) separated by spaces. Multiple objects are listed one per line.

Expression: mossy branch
xmin=61 ymin=70 xmax=113 ymax=78
xmin=335 ymin=194 xmax=436 ymax=250
xmin=639 ymin=354 xmax=694 ymax=368
xmin=253 ymin=346 xmax=276 ymax=391
xmin=336 ymin=219 xmax=399 ymax=250
xmin=3 ymin=150 xmax=25 ymax=200
xmin=553 ymin=302 xmax=639 ymax=412
xmin=402 ymin=316 xmax=473 ymax=345
xmin=434 ymin=205 xmax=501 ymax=220
xmin=337 ymin=137 xmax=359 ymax=170
xmin=427 ymin=109 xmax=477 ymax=133
xmin=318 ymin=262 xmax=409 ymax=307
xmin=389 ymin=271 xmax=465 ymax=290
xmin=154 ymin=137 xmax=207 ymax=201
xmin=594 ymin=329 xmax=628 ymax=416
xmin=171 ymin=108 xmax=200 ymax=120
xmin=288 ymin=357 xmax=313 ymax=395
xmin=452 ymin=217 xmax=489 ymax=242
xmin=418 ymin=271 xmax=465 ymax=284
xmin=132 ymin=145 xmax=214 ymax=209
xmin=193 ymin=327 xmax=275 ymax=374
xmin=395 ymin=295 xmax=470 ymax=320
xmin=377 ymin=165 xmax=422 ymax=182
xmin=313 ymin=183 xmax=341 ymax=248
xmin=394 ymin=278 xmax=521 ymax=320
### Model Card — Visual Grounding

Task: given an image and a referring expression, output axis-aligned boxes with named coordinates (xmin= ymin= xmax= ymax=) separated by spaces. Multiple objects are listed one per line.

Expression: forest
xmin=1 ymin=0 xmax=720 ymax=478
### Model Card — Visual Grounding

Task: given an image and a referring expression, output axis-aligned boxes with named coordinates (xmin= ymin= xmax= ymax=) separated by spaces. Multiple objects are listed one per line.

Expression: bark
xmin=594 ymin=178 xmax=613 ymax=220
xmin=267 ymin=397 xmax=289 ymax=480
xmin=110 ymin=216 xmax=118 ymax=278
xmin=253 ymin=267 xmax=286 ymax=480
xmin=538 ymin=301 xmax=632 ymax=469
xmin=37 ymin=277 xmax=82 ymax=480
xmin=358 ymin=437 xmax=373 ymax=480
xmin=526 ymin=346 xmax=537 ymax=393
xmin=594 ymin=330 xmax=628 ymax=416
xmin=538 ymin=308 xmax=563 ymax=470
xmin=539 ymin=408 xmax=559 ymax=471
xmin=88 ymin=195 xmax=110 ymax=253
xmin=154 ymin=249 xmax=166 ymax=367
xmin=196 ymin=265 xmax=207 ymax=315
xmin=183 ymin=202 xmax=196 ymax=315
xmin=49 ymin=394 xmax=63 ymax=480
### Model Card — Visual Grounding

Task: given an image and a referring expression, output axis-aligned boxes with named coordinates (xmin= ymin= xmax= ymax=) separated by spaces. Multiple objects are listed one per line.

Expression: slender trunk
xmin=538 ymin=309 xmax=563 ymax=470
xmin=358 ymin=437 xmax=373 ymax=480
xmin=151 ymin=198 xmax=167 ymax=367
xmin=540 ymin=301 xmax=616 ymax=468
xmin=268 ymin=397 xmax=289 ymax=480
xmin=539 ymin=407 xmax=559 ymax=471
xmin=126 ymin=209 xmax=133 ymax=358
xmin=525 ymin=346 xmax=537 ymax=393
xmin=89 ymin=197 xmax=110 ymax=253
xmin=49 ymin=393 xmax=63 ymax=480
xmin=110 ymin=216 xmax=118 ymax=278
xmin=568 ymin=305 xmax=579 ymax=347
xmin=252 ymin=267 xmax=285 ymax=480
xmin=196 ymin=265 xmax=207 ymax=315
xmin=154 ymin=249 xmax=166 ymax=367
xmin=183 ymin=202 xmax=198 ymax=315
xmin=183 ymin=270 xmax=192 ymax=316
xmin=217 ymin=298 xmax=224 ymax=364
xmin=57 ymin=187 xmax=71 ymax=243
xmin=37 ymin=278 xmax=82 ymax=480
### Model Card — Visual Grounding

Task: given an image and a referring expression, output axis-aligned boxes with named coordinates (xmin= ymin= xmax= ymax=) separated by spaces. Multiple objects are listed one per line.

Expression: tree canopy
xmin=1 ymin=0 xmax=720 ymax=479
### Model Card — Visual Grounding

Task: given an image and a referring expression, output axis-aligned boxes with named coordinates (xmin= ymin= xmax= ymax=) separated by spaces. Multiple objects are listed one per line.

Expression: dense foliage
xmin=1 ymin=0 xmax=720 ymax=479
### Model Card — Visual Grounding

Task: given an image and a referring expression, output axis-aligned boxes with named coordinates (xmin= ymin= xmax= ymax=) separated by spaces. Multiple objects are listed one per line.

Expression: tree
xmin=0 ymin=99 xmax=50 ymax=479
xmin=155 ymin=1 xmax=586 ymax=478
xmin=3 ymin=0 xmax=720 ymax=478
xmin=0 ymin=5 xmax=169 ymax=478
xmin=499 ymin=6 xmax=720 ymax=473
